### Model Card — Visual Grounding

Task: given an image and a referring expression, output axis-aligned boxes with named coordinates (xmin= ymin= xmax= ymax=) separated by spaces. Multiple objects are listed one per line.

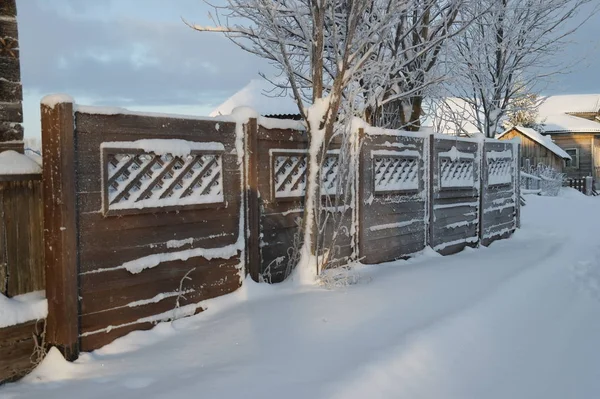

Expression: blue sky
xmin=16 ymin=0 xmax=600 ymax=138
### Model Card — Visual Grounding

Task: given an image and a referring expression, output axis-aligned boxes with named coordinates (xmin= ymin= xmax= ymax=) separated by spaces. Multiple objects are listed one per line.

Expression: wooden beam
xmin=0 ymin=102 xmax=23 ymax=123
xmin=0 ymin=141 xmax=23 ymax=153
xmin=0 ymin=79 xmax=22 ymax=103
xmin=427 ymin=134 xmax=435 ymax=247
xmin=41 ymin=99 xmax=79 ymax=360
xmin=0 ymin=121 xmax=23 ymax=141
xmin=0 ymin=56 xmax=20 ymax=82
xmin=0 ymin=0 xmax=17 ymax=17
xmin=245 ymin=118 xmax=260 ymax=282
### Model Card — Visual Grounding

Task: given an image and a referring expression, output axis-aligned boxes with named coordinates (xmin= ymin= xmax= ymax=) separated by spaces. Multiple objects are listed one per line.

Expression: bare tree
xmin=185 ymin=0 xmax=474 ymax=280
xmin=448 ymin=0 xmax=598 ymax=137
xmin=364 ymin=0 xmax=472 ymax=131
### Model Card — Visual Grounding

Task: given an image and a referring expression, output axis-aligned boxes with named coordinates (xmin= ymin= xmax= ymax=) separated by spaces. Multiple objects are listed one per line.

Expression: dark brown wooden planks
xmin=41 ymin=101 xmax=79 ymax=360
xmin=1 ymin=179 xmax=44 ymax=296
xmin=70 ymin=109 xmax=243 ymax=351
xmin=0 ymin=320 xmax=44 ymax=384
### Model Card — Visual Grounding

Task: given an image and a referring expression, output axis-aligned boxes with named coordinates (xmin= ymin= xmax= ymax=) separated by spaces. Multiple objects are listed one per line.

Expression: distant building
xmin=210 ymin=79 xmax=300 ymax=119
xmin=537 ymin=94 xmax=600 ymax=180
xmin=497 ymin=126 xmax=571 ymax=172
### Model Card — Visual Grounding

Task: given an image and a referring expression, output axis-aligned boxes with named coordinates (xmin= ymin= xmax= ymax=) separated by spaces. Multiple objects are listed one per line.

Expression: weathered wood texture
xmin=481 ymin=141 xmax=518 ymax=246
xmin=430 ymin=136 xmax=481 ymax=255
xmin=72 ymin=110 xmax=242 ymax=351
xmin=547 ymin=133 xmax=596 ymax=178
xmin=358 ymin=132 xmax=427 ymax=264
xmin=253 ymin=125 xmax=354 ymax=282
xmin=0 ymin=319 xmax=44 ymax=385
xmin=0 ymin=176 xmax=44 ymax=297
xmin=0 ymin=0 xmax=23 ymax=149
xmin=500 ymin=128 xmax=564 ymax=172
xmin=254 ymin=126 xmax=308 ymax=282
xmin=41 ymin=102 xmax=79 ymax=360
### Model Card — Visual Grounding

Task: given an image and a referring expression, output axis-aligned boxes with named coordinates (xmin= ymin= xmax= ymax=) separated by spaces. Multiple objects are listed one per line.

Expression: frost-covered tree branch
xmin=446 ymin=0 xmax=598 ymax=137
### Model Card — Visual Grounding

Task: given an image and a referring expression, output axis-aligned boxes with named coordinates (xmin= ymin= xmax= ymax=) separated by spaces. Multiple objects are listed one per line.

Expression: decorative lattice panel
xmin=272 ymin=151 xmax=339 ymax=199
xmin=487 ymin=157 xmax=513 ymax=186
xmin=104 ymin=150 xmax=224 ymax=212
xmin=373 ymin=156 xmax=419 ymax=193
xmin=439 ymin=157 xmax=475 ymax=189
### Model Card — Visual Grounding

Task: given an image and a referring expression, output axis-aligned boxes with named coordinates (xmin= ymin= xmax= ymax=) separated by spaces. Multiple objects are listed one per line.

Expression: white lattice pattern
xmin=273 ymin=152 xmax=339 ymax=198
xmin=105 ymin=151 xmax=223 ymax=211
xmin=487 ymin=158 xmax=513 ymax=186
xmin=373 ymin=157 xmax=419 ymax=192
xmin=439 ymin=157 xmax=475 ymax=189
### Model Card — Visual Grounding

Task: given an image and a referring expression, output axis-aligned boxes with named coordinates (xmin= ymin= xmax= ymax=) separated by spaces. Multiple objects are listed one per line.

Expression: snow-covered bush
xmin=521 ymin=164 xmax=564 ymax=197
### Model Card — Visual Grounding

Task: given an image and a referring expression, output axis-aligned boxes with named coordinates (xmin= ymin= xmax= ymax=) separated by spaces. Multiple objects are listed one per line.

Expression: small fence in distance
xmin=565 ymin=176 xmax=596 ymax=196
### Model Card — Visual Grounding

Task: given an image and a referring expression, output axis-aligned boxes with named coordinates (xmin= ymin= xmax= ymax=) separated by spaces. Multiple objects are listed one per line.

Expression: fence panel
xmin=358 ymin=130 xmax=428 ymax=264
xmin=481 ymin=141 xmax=519 ymax=246
xmin=0 ymin=175 xmax=44 ymax=296
xmin=42 ymin=100 xmax=243 ymax=353
xmin=430 ymin=136 xmax=481 ymax=255
xmin=251 ymin=124 xmax=354 ymax=282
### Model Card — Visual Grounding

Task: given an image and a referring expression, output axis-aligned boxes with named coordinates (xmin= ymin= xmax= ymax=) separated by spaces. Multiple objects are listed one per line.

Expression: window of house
xmin=565 ymin=148 xmax=579 ymax=169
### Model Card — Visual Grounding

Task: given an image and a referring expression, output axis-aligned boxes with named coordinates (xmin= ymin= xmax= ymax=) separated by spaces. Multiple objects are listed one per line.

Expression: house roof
xmin=538 ymin=94 xmax=600 ymax=133
xmin=498 ymin=126 xmax=571 ymax=160
xmin=210 ymin=79 xmax=300 ymax=117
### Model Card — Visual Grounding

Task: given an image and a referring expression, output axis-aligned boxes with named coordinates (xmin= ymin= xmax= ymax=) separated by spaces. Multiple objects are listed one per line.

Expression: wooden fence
xmin=0 ymin=174 xmax=44 ymax=296
xmin=34 ymin=98 xmax=520 ymax=361
xmin=0 ymin=173 xmax=44 ymax=385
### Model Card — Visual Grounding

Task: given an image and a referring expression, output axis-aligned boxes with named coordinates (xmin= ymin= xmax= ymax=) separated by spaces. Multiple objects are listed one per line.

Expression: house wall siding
xmin=500 ymin=129 xmax=564 ymax=172
xmin=547 ymin=133 xmax=595 ymax=178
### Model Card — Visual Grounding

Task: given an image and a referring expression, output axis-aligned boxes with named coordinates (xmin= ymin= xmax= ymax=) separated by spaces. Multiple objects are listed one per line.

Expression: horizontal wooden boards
xmin=0 ymin=320 xmax=43 ymax=384
xmin=72 ymin=111 xmax=244 ymax=351
xmin=79 ymin=257 xmax=240 ymax=351
xmin=359 ymin=132 xmax=427 ymax=264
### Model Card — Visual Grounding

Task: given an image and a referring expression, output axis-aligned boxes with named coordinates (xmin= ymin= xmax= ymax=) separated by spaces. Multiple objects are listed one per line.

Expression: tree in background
xmin=363 ymin=0 xmax=471 ymax=131
xmin=448 ymin=0 xmax=597 ymax=137
xmin=503 ymin=88 xmax=544 ymax=132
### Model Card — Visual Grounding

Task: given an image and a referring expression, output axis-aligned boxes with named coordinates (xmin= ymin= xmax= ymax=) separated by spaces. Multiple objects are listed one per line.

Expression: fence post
xmin=427 ymin=134 xmax=435 ymax=248
xmin=357 ymin=128 xmax=366 ymax=260
xmin=41 ymin=98 xmax=79 ymax=360
xmin=515 ymin=143 xmax=521 ymax=228
xmin=585 ymin=176 xmax=593 ymax=196
xmin=245 ymin=118 xmax=261 ymax=282
xmin=478 ymin=140 xmax=486 ymax=244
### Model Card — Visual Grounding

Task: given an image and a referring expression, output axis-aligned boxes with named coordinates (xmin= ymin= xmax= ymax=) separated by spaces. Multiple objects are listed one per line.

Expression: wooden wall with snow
xmin=38 ymin=96 xmax=521 ymax=358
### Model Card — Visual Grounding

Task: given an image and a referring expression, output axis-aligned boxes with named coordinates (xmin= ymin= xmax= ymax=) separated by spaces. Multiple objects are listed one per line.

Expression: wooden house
xmin=498 ymin=126 xmax=570 ymax=172
xmin=536 ymin=95 xmax=600 ymax=181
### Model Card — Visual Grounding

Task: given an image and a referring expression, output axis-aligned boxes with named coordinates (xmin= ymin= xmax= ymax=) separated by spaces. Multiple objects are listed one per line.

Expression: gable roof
xmin=538 ymin=94 xmax=600 ymax=134
xmin=210 ymin=79 xmax=300 ymax=117
xmin=498 ymin=126 xmax=571 ymax=160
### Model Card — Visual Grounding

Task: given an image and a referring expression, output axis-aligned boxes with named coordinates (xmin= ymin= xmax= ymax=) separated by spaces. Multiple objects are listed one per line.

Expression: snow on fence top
xmin=100 ymin=140 xmax=225 ymax=157
xmin=0 ymin=150 xmax=42 ymax=175
xmin=0 ymin=291 xmax=47 ymax=329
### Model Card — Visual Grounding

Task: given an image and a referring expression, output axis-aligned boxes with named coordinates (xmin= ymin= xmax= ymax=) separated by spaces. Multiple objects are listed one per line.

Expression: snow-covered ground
xmin=3 ymin=189 xmax=600 ymax=399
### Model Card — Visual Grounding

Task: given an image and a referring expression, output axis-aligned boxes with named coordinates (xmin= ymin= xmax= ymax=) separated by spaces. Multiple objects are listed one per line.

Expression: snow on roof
xmin=210 ymin=79 xmax=300 ymax=117
xmin=498 ymin=126 xmax=571 ymax=160
xmin=0 ymin=150 xmax=42 ymax=175
xmin=538 ymin=94 xmax=600 ymax=133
